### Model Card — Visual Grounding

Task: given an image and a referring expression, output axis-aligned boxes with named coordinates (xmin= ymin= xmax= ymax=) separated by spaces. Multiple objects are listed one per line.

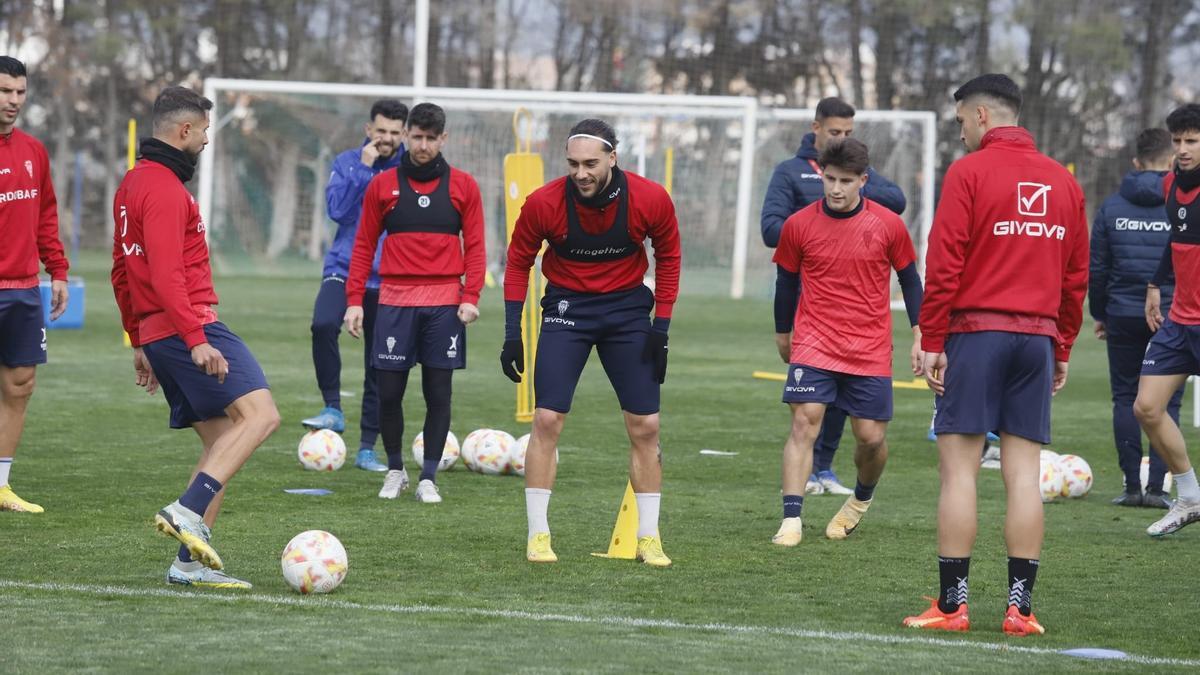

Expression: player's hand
xmin=643 ymin=329 xmax=669 ymax=384
xmin=1052 ymin=360 xmax=1069 ymax=395
xmin=49 ymin=279 xmax=68 ymax=320
xmin=132 ymin=347 xmax=158 ymax=395
xmin=344 ymin=305 xmax=364 ymax=338
xmin=457 ymin=302 xmax=479 ymax=325
xmin=1146 ymin=286 xmax=1164 ymax=332
xmin=1094 ymin=320 xmax=1107 ymax=340
xmin=500 ymin=339 xmax=524 ymax=383
xmin=190 ymin=343 xmax=228 ymax=384
xmin=774 ymin=332 xmax=790 ymax=363
xmin=909 ymin=326 xmax=924 ymax=374
xmin=360 ymin=139 xmax=381 ymax=167
xmin=922 ymin=351 xmax=947 ymax=395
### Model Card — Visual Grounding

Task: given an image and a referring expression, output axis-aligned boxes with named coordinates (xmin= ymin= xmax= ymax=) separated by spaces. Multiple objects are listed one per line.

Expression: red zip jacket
xmin=0 ymin=128 xmax=68 ymax=287
xmin=346 ymin=167 xmax=486 ymax=307
xmin=919 ymin=127 xmax=1088 ymax=362
xmin=111 ymin=159 xmax=217 ymax=349
xmin=505 ymin=172 xmax=682 ymax=318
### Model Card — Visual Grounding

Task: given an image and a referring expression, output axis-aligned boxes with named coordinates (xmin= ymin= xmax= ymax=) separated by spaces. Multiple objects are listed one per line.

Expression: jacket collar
xmin=978 ymin=126 xmax=1036 ymax=151
xmin=795 ymin=132 xmax=818 ymax=160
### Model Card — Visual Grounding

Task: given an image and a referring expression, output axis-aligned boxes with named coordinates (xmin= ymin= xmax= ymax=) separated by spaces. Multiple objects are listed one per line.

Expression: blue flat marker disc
xmin=284 ymin=488 xmax=333 ymax=496
xmin=1060 ymin=648 xmax=1128 ymax=660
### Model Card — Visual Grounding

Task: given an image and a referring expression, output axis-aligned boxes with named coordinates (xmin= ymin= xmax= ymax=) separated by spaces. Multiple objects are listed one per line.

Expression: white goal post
xmin=198 ymin=77 xmax=936 ymax=299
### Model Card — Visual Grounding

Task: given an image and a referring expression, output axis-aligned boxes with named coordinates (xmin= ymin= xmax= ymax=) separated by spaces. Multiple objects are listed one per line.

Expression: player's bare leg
xmin=624 ymin=411 xmax=670 ymax=566
xmin=998 ymin=433 xmax=1042 ymax=558
xmin=826 ymin=417 xmax=888 ymax=539
xmin=774 ymin=402 xmax=824 ymax=546
xmin=525 ymin=407 xmax=564 ymax=562
xmin=1136 ymin=373 xmax=1200 ymax=536
xmin=937 ymin=432 xmax=985 ymax=557
xmin=0 ymin=365 xmax=41 ymax=513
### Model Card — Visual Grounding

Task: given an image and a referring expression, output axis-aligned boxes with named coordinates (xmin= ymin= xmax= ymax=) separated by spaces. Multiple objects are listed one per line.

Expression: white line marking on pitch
xmin=2 ymin=580 xmax=1197 ymax=667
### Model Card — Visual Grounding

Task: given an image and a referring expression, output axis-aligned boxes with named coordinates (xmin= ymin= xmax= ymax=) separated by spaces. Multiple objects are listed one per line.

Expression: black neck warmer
xmin=570 ymin=166 xmax=626 ymax=210
xmin=402 ymin=151 xmax=448 ymax=182
xmin=822 ymin=196 xmax=865 ymax=219
xmin=1176 ymin=163 xmax=1200 ymax=192
xmin=139 ymin=138 xmax=197 ymax=183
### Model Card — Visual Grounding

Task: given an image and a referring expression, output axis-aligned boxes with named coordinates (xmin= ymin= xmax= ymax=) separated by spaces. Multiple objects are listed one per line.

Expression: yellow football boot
xmin=825 ymin=496 xmax=872 ymax=540
xmin=0 ymin=485 xmax=44 ymax=513
xmin=772 ymin=516 xmax=803 ymax=546
xmin=527 ymin=532 xmax=558 ymax=563
xmin=635 ymin=535 xmax=672 ymax=568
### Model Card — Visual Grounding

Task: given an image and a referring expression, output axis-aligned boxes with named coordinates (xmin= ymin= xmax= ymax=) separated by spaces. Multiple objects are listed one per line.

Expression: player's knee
xmin=311 ymin=316 xmax=341 ymax=337
xmin=627 ymin=415 xmax=660 ymax=448
xmin=1 ymin=369 xmax=36 ymax=401
xmin=1133 ymin=396 xmax=1162 ymax=426
xmin=532 ymin=408 xmax=565 ymax=437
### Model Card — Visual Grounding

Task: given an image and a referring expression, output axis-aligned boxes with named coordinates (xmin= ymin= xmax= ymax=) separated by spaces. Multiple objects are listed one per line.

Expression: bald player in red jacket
xmin=501 ymin=118 xmax=681 ymax=567
xmin=904 ymin=74 xmax=1088 ymax=636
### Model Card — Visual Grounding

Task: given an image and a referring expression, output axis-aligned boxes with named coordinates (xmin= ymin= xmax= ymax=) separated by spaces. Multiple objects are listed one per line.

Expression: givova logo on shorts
xmin=544 ymin=299 xmax=576 ymax=327
xmin=379 ymin=336 xmax=405 ymax=361
xmin=785 ymin=366 xmax=816 ymax=394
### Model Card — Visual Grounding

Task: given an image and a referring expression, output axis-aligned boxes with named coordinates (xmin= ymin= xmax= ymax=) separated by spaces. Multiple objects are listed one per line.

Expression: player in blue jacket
xmin=1090 ymin=127 xmax=1183 ymax=509
xmin=302 ymin=100 xmax=407 ymax=472
xmin=760 ymin=97 xmax=906 ymax=496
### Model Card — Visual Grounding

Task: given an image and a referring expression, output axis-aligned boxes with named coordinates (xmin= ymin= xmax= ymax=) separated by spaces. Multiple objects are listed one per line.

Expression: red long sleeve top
xmin=0 ymin=128 xmax=68 ymax=287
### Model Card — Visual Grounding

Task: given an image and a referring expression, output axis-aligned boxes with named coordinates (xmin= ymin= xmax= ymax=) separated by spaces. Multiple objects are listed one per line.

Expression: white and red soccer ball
xmin=297 ymin=429 xmax=346 ymax=471
xmin=280 ymin=530 xmax=348 ymax=594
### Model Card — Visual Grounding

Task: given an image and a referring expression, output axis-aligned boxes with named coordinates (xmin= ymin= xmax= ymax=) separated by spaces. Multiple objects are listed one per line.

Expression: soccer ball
xmin=508 ymin=433 xmax=559 ymax=476
xmin=465 ymin=429 xmax=514 ymax=475
xmin=1139 ymin=456 xmax=1174 ymax=493
xmin=297 ymin=429 xmax=346 ymax=471
xmin=411 ymin=430 xmax=460 ymax=471
xmin=1039 ymin=459 xmax=1063 ymax=502
xmin=1056 ymin=454 xmax=1093 ymax=498
xmin=460 ymin=429 xmax=491 ymax=467
xmin=1039 ymin=448 xmax=1061 ymax=464
xmin=280 ymin=530 xmax=348 ymax=594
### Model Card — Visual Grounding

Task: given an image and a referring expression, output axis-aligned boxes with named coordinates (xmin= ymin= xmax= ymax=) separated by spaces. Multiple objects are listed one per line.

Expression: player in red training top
xmin=111 ymin=86 xmax=281 ymax=589
xmin=770 ymin=138 xmax=923 ymax=549
xmin=343 ymin=102 xmax=485 ymax=505
xmin=0 ymin=56 xmax=69 ymax=514
xmin=1135 ymin=103 xmax=1200 ymax=536
xmin=501 ymin=118 xmax=681 ymax=567
xmin=905 ymin=74 xmax=1088 ymax=636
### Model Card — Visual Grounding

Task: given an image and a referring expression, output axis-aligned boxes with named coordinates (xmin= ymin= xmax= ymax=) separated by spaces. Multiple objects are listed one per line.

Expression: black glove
xmin=642 ymin=330 xmax=669 ymax=384
xmin=500 ymin=339 xmax=525 ymax=383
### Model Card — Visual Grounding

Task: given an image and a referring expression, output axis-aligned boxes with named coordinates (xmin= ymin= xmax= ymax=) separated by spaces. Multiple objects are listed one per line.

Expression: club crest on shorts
xmin=1180 ymin=207 xmax=1188 ymax=221
xmin=386 ymin=336 xmax=396 ymax=353
xmin=557 ymin=300 xmax=569 ymax=317
xmin=446 ymin=334 xmax=458 ymax=358
xmin=418 ymin=195 xmax=431 ymax=208
xmin=793 ymin=367 xmax=803 ymax=383
xmin=24 ymin=160 xmax=33 ymax=178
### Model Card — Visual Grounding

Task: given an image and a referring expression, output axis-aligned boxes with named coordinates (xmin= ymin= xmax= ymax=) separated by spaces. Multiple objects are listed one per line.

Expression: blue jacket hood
xmin=1119 ymin=170 xmax=1167 ymax=207
xmin=796 ymin=132 xmax=819 ymax=160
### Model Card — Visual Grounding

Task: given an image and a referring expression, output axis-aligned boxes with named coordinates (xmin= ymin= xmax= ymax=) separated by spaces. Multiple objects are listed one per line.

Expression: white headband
xmin=567 ymin=133 xmax=614 ymax=149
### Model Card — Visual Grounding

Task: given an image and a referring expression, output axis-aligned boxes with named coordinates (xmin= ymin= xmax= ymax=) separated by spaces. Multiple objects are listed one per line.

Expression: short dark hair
xmin=1135 ymin=128 xmax=1173 ymax=163
xmin=953 ymin=73 xmax=1022 ymax=116
xmin=152 ymin=86 xmax=213 ymax=133
xmin=567 ymin=118 xmax=618 ymax=151
xmin=818 ymin=138 xmax=870 ymax=175
xmin=407 ymin=102 xmax=445 ymax=134
xmin=815 ymin=97 xmax=855 ymax=121
xmin=1166 ymin=104 xmax=1200 ymax=135
xmin=0 ymin=56 xmax=26 ymax=78
xmin=370 ymin=99 xmax=408 ymax=123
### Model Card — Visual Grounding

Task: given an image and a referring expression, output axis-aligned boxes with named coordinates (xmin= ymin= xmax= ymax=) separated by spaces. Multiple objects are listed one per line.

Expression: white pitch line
xmin=2 ymin=580 xmax=1198 ymax=668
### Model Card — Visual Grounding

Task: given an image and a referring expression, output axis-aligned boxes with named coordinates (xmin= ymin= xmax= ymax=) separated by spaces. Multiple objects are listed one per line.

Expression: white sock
xmin=1174 ymin=469 xmax=1200 ymax=502
xmin=0 ymin=458 xmax=11 ymax=487
xmin=636 ymin=492 xmax=661 ymax=538
xmin=525 ymin=488 xmax=551 ymax=538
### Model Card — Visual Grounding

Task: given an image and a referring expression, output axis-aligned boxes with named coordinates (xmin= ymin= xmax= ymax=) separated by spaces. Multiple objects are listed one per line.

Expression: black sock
xmin=937 ymin=556 xmax=970 ymax=613
xmin=853 ymin=480 xmax=876 ymax=502
xmin=783 ymin=494 xmax=803 ymax=518
xmin=377 ymin=369 xmax=410 ymax=471
xmin=1007 ymin=557 xmax=1039 ymax=616
xmin=418 ymin=366 xmax=453 ymax=482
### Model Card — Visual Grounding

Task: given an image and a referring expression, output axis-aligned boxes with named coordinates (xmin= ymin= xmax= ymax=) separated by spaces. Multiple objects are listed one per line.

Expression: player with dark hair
xmin=1090 ymin=127 xmax=1181 ymax=509
xmin=770 ymin=138 xmax=923 ymax=548
xmin=344 ymin=102 xmax=485 ymax=505
xmin=112 ymin=85 xmax=281 ymax=588
xmin=502 ymin=118 xmax=681 ymax=567
xmin=760 ymin=96 xmax=908 ymax=497
xmin=1134 ymin=103 xmax=1200 ymax=535
xmin=0 ymin=55 xmax=69 ymax=513
xmin=302 ymin=99 xmax=408 ymax=473
xmin=905 ymin=73 xmax=1088 ymax=635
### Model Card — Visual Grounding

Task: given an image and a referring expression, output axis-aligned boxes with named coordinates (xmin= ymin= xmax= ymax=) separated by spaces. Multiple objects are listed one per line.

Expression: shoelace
xmin=383 ymin=472 xmax=407 ymax=490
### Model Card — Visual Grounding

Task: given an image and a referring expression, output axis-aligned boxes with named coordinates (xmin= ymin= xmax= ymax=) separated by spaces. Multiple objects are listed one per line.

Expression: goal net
xmin=198 ymin=78 xmax=935 ymax=300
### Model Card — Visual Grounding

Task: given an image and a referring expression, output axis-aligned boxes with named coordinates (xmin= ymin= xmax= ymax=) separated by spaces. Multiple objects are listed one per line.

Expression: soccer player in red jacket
xmin=904 ymin=74 xmax=1088 ymax=636
xmin=1134 ymin=103 xmax=1200 ymax=536
xmin=111 ymin=86 xmax=281 ymax=589
xmin=501 ymin=118 xmax=681 ymax=567
xmin=0 ymin=56 xmax=69 ymax=513
xmin=344 ymin=102 xmax=485 ymax=505
xmin=770 ymin=138 xmax=923 ymax=548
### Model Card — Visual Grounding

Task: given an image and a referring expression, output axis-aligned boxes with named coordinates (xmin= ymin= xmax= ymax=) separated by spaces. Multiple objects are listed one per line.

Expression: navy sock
xmin=783 ymin=494 xmax=803 ymax=518
xmin=1007 ymin=557 xmax=1039 ymax=616
xmin=937 ymin=556 xmax=969 ymax=613
xmin=853 ymin=480 xmax=876 ymax=502
xmin=178 ymin=472 xmax=222 ymax=516
xmin=420 ymin=459 xmax=440 ymax=483
xmin=178 ymin=544 xmax=193 ymax=563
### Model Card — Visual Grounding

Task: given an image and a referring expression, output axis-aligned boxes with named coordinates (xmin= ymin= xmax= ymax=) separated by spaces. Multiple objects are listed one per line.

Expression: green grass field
xmin=3 ymin=253 xmax=1199 ymax=673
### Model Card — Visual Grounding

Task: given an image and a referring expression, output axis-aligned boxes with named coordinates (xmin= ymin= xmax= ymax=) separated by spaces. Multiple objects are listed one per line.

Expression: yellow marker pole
xmin=123 ymin=119 xmax=137 ymax=348
xmin=503 ymin=108 xmax=546 ymax=423
xmin=663 ymin=147 xmax=674 ymax=196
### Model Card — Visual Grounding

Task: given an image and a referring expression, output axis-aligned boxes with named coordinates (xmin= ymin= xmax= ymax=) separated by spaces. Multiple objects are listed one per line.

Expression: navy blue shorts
xmin=0 ymin=288 xmax=47 ymax=367
xmin=534 ymin=284 xmax=659 ymax=415
xmin=142 ymin=322 xmax=270 ymax=429
xmin=781 ymin=363 xmax=893 ymax=421
xmin=1141 ymin=318 xmax=1200 ymax=376
xmin=935 ymin=331 xmax=1053 ymax=444
xmin=372 ymin=304 xmax=465 ymax=371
